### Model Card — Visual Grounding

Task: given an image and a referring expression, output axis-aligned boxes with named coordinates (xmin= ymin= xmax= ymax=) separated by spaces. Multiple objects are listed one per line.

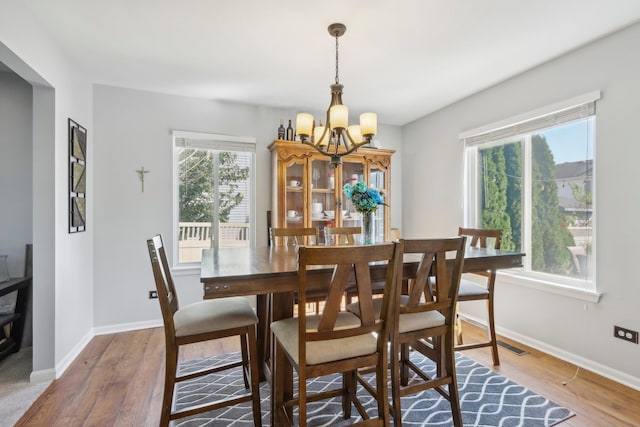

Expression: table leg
xmin=270 ymin=291 xmax=293 ymax=427
xmin=256 ymin=294 xmax=270 ymax=382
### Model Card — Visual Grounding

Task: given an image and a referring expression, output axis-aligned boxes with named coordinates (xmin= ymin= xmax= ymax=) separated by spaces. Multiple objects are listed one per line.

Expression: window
xmin=173 ymin=131 xmax=256 ymax=266
xmin=463 ymin=93 xmax=598 ymax=291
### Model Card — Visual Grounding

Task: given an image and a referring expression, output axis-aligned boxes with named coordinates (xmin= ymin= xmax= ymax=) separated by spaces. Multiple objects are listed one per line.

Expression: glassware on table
xmin=361 ymin=212 xmax=375 ymax=245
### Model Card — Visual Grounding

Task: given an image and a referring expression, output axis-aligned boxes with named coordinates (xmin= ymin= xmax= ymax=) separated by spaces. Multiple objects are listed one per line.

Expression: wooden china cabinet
xmin=269 ymin=139 xmax=394 ymax=245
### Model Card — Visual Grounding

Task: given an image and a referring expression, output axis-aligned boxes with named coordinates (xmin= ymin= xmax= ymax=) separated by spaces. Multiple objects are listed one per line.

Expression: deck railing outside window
xmin=178 ymin=222 xmax=249 ymax=262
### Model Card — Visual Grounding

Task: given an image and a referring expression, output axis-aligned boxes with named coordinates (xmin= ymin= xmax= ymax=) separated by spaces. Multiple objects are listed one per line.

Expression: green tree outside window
xmin=480 ymin=135 xmax=575 ymax=274
xmin=178 ymin=149 xmax=249 ymax=223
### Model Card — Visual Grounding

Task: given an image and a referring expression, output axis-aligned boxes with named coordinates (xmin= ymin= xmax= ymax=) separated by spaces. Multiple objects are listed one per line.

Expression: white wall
xmin=403 ymin=22 xmax=640 ymax=386
xmin=0 ymin=72 xmax=32 ymax=276
xmin=92 ymin=85 xmax=402 ymax=328
xmin=0 ymin=1 xmax=94 ymax=378
xmin=0 ymin=71 xmax=33 ymax=346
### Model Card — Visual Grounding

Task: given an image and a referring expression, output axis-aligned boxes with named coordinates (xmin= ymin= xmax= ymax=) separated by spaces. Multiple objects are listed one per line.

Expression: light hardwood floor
xmin=16 ymin=321 xmax=640 ymax=426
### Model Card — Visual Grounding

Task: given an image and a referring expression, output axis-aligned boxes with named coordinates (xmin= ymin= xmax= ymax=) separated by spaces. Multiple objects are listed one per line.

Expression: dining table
xmin=200 ymin=244 xmax=523 ymax=425
xmin=200 ymin=244 xmax=524 ymax=379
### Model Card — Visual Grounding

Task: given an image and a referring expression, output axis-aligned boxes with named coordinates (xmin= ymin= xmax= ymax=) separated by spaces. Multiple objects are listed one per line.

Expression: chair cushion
xmin=173 ymin=297 xmax=257 ymax=337
xmin=428 ymin=277 xmax=489 ymax=298
xmin=347 ymin=295 xmax=445 ymax=334
xmin=458 ymin=279 xmax=489 ymax=297
xmin=270 ymin=312 xmax=377 ymax=365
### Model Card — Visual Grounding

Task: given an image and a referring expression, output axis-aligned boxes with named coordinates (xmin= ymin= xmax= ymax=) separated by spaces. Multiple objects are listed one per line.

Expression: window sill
xmin=495 ymin=271 xmax=602 ymax=303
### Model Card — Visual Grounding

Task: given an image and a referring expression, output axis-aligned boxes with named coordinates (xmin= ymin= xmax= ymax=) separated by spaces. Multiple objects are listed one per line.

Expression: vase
xmin=361 ymin=212 xmax=375 ymax=245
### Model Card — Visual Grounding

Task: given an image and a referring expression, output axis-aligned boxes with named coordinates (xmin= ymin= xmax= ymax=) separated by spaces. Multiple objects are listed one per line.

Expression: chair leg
xmin=271 ymin=341 xmax=283 ymax=427
xmin=247 ymin=325 xmax=263 ymax=427
xmin=376 ymin=350 xmax=390 ymax=425
xmin=389 ymin=340 xmax=403 ymax=427
xmin=487 ymin=298 xmax=500 ymax=366
xmin=400 ymin=343 xmax=409 ymax=386
xmin=161 ymin=346 xmax=179 ymax=427
xmin=448 ymin=381 xmax=463 ymax=427
xmin=298 ymin=369 xmax=307 ymax=427
xmin=446 ymin=352 xmax=463 ymax=426
xmin=342 ymin=371 xmax=354 ymax=419
xmin=272 ymin=339 xmax=293 ymax=426
xmin=445 ymin=330 xmax=463 ymax=427
xmin=240 ymin=332 xmax=250 ymax=389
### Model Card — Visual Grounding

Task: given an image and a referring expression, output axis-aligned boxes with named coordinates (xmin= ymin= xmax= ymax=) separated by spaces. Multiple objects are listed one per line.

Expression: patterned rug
xmin=174 ymin=352 xmax=574 ymax=426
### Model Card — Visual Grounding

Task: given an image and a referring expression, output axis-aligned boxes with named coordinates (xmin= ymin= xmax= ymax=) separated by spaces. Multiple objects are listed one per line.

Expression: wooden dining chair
xmin=270 ymin=227 xmax=319 ymax=248
xmin=270 ymin=227 xmax=321 ymax=313
xmin=267 ymin=226 xmax=322 ymax=371
xmin=348 ymin=237 xmax=466 ymax=427
xmin=324 ymin=226 xmax=361 ymax=245
xmin=324 ymin=226 xmax=367 ymax=305
xmin=456 ymin=227 xmax=502 ymax=365
xmin=271 ymin=242 xmax=404 ymax=427
xmin=146 ymin=235 xmax=262 ymax=427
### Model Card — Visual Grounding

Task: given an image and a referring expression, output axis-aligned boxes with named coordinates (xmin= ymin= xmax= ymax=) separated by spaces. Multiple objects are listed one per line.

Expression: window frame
xmin=461 ymin=92 xmax=601 ymax=302
xmin=172 ymin=130 xmax=257 ymax=269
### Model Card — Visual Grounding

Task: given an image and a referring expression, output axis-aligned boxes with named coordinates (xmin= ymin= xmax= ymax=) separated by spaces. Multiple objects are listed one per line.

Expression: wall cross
xmin=136 ymin=166 xmax=150 ymax=192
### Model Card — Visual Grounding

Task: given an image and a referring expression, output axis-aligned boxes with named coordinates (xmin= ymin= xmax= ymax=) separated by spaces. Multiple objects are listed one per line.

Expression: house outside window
xmin=173 ymin=131 xmax=256 ymax=266
xmin=463 ymin=93 xmax=598 ymax=291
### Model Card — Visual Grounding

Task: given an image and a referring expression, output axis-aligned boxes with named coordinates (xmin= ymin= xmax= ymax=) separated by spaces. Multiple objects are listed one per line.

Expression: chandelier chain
xmin=335 ymin=33 xmax=339 ymax=84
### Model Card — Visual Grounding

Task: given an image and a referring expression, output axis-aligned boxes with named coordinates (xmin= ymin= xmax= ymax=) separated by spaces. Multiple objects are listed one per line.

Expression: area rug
xmin=174 ymin=352 xmax=574 ymax=427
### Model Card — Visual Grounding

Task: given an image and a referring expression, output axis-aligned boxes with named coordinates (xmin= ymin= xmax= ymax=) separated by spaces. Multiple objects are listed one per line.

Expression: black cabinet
xmin=0 ymin=276 xmax=31 ymax=361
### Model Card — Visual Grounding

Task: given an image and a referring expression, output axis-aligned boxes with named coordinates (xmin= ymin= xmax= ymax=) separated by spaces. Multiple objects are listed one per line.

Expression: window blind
xmin=173 ymin=130 xmax=256 ymax=152
xmin=461 ymin=91 xmax=600 ymax=146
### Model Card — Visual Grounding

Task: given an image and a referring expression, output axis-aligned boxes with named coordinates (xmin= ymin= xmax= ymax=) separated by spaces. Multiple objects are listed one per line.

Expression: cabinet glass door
xmin=310 ymin=157 xmax=334 ymax=244
xmin=369 ymin=166 xmax=387 ymax=243
xmin=341 ymin=159 xmax=365 ymax=233
xmin=284 ymin=162 xmax=304 ymax=228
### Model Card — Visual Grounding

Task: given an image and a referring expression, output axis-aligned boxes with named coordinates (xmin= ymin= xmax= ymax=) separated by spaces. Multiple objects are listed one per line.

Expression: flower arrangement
xmin=343 ymin=181 xmax=386 ymax=213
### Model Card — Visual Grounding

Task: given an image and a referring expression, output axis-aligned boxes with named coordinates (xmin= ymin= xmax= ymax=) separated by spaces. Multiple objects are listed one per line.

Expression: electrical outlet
xmin=148 ymin=290 xmax=158 ymax=299
xmin=614 ymin=326 xmax=639 ymax=344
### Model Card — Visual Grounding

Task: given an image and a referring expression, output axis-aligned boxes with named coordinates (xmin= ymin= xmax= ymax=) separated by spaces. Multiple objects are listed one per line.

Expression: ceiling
xmin=19 ymin=0 xmax=640 ymax=125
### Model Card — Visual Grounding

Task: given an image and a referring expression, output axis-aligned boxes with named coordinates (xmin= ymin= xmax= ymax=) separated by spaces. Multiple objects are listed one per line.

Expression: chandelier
xmin=295 ymin=23 xmax=377 ymax=166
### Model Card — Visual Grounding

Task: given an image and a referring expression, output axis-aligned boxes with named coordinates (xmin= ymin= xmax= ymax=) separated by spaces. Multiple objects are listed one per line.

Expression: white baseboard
xmin=29 ymin=329 xmax=94 ymax=382
xmin=93 ymin=319 xmax=163 ymax=336
xmin=30 ymin=368 xmax=55 ymax=383
xmin=30 ymin=320 xmax=163 ymax=383
xmin=459 ymin=313 xmax=640 ymax=392
xmin=55 ymin=329 xmax=94 ymax=380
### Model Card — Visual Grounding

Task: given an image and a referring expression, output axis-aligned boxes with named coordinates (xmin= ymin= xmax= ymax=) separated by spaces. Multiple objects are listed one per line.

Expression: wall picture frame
xmin=69 ymin=118 xmax=87 ymax=233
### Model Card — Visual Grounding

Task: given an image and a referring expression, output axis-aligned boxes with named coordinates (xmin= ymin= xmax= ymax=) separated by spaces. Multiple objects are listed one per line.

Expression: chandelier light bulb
xmin=314 ymin=124 xmax=329 ymax=147
xmin=295 ymin=113 xmax=313 ymax=137
xmin=329 ymin=105 xmax=348 ymax=130
xmin=348 ymin=125 xmax=362 ymax=144
xmin=360 ymin=112 xmax=378 ymax=136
